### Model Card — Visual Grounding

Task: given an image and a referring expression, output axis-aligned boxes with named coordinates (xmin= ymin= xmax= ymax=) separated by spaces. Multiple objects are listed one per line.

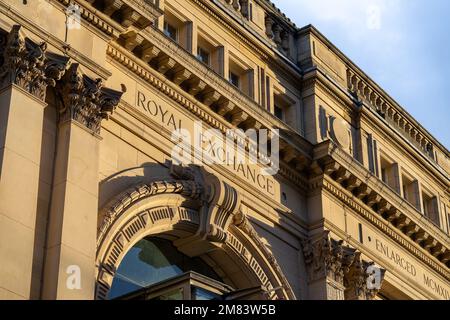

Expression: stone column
xmin=42 ymin=64 xmax=122 ymax=300
xmin=0 ymin=25 xmax=68 ymax=299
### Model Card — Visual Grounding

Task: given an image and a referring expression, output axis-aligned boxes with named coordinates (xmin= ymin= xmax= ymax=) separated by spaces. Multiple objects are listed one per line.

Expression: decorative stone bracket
xmin=302 ymin=230 xmax=386 ymax=300
xmin=173 ymin=163 xmax=242 ymax=257
xmin=96 ymin=161 xmax=296 ymax=300
xmin=0 ymin=25 xmax=69 ymax=101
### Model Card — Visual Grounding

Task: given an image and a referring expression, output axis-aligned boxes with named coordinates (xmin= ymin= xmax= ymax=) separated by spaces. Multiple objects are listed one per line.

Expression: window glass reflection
xmin=108 ymin=237 xmax=221 ymax=299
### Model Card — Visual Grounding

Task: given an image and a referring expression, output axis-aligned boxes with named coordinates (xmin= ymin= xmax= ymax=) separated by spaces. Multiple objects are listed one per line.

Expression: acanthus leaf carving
xmin=0 ymin=25 xmax=69 ymax=101
xmin=58 ymin=63 xmax=123 ymax=133
xmin=302 ymin=230 xmax=385 ymax=300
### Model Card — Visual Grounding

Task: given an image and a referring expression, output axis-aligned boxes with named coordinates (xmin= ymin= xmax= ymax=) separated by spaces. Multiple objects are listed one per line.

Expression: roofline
xmin=297 ymin=24 xmax=450 ymax=158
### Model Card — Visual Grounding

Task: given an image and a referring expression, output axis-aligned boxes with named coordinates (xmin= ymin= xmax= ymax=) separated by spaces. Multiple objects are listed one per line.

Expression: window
xmin=229 ymin=71 xmax=240 ymax=88
xmin=108 ymin=237 xmax=267 ymax=300
xmin=163 ymin=21 xmax=178 ymax=42
xmin=163 ymin=9 xmax=193 ymax=51
xmin=274 ymin=105 xmax=283 ymax=120
xmin=197 ymin=33 xmax=224 ymax=74
xmin=402 ymin=174 xmax=420 ymax=211
xmin=197 ymin=47 xmax=210 ymax=65
xmin=379 ymin=156 xmax=400 ymax=194
xmin=228 ymin=56 xmax=254 ymax=98
xmin=422 ymin=190 xmax=440 ymax=227
xmin=108 ymin=237 xmax=222 ymax=299
xmin=273 ymin=92 xmax=296 ymax=128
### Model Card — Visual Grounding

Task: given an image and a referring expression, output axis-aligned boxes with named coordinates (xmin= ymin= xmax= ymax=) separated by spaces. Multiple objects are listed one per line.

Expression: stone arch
xmin=96 ymin=167 xmax=296 ymax=300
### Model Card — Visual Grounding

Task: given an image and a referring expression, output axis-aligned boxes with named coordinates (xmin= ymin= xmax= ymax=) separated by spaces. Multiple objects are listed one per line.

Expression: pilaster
xmin=0 ymin=25 xmax=68 ymax=299
xmin=42 ymin=64 xmax=122 ymax=299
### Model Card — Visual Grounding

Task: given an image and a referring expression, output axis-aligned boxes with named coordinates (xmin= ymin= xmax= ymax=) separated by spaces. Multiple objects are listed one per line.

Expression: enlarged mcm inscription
xmin=375 ymin=238 xmax=450 ymax=300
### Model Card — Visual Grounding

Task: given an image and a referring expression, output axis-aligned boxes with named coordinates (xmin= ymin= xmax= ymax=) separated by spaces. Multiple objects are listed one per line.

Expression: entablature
xmin=347 ymin=66 xmax=450 ymax=177
xmin=312 ymin=140 xmax=450 ymax=274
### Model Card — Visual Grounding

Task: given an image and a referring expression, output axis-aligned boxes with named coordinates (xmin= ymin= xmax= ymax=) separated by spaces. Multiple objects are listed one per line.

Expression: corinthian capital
xmin=0 ymin=25 xmax=69 ymax=101
xmin=344 ymin=253 xmax=386 ymax=300
xmin=58 ymin=63 xmax=123 ymax=133
xmin=302 ymin=231 xmax=356 ymax=284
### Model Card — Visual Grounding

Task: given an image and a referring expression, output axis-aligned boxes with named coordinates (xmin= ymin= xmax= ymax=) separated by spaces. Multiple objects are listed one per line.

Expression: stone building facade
xmin=0 ymin=0 xmax=449 ymax=300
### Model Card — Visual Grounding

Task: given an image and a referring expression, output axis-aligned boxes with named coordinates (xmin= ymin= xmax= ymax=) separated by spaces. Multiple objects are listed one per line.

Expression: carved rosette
xmin=302 ymin=230 xmax=385 ymax=300
xmin=0 ymin=25 xmax=69 ymax=101
xmin=58 ymin=63 xmax=123 ymax=133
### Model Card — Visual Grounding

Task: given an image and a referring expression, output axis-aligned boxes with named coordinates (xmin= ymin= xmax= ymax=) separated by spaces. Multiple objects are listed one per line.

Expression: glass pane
xmin=197 ymin=47 xmax=210 ymax=65
xmin=151 ymin=288 xmax=184 ymax=301
xmin=192 ymin=287 xmax=222 ymax=301
xmin=108 ymin=237 xmax=221 ymax=299
xmin=229 ymin=72 xmax=240 ymax=88
xmin=275 ymin=106 xmax=283 ymax=120
xmin=164 ymin=22 xmax=178 ymax=42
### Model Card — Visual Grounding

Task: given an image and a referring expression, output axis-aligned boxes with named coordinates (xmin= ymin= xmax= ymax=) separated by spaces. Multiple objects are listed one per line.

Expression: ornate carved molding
xmin=302 ymin=230 xmax=385 ymax=300
xmin=344 ymin=252 xmax=386 ymax=300
xmin=58 ymin=63 xmax=123 ymax=133
xmin=233 ymin=211 xmax=296 ymax=300
xmin=98 ymin=178 xmax=203 ymax=247
xmin=96 ymin=163 xmax=295 ymax=300
xmin=302 ymin=231 xmax=356 ymax=284
xmin=347 ymin=68 xmax=437 ymax=160
xmin=0 ymin=25 xmax=69 ymax=101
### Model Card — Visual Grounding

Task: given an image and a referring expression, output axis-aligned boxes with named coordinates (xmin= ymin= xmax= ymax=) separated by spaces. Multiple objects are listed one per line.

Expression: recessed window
xmin=274 ymin=105 xmax=283 ymax=120
xmin=273 ymin=93 xmax=296 ymax=128
xmin=402 ymin=174 xmax=420 ymax=211
xmin=228 ymin=57 xmax=254 ymax=98
xmin=229 ymin=71 xmax=240 ymax=88
xmin=197 ymin=47 xmax=210 ymax=66
xmin=163 ymin=21 xmax=178 ymax=42
xmin=197 ymin=34 xmax=224 ymax=74
xmin=163 ymin=10 xmax=193 ymax=51
xmin=422 ymin=191 xmax=440 ymax=227
xmin=379 ymin=156 xmax=400 ymax=194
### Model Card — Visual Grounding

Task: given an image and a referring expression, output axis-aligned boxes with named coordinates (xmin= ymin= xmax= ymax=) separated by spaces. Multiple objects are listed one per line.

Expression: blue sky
xmin=271 ymin=0 xmax=450 ymax=150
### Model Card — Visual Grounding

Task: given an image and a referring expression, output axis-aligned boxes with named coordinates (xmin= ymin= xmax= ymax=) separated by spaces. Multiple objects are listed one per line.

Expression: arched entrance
xmin=95 ymin=165 xmax=295 ymax=300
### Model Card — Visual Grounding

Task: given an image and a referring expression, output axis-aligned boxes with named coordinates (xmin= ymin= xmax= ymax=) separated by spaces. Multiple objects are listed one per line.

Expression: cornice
xmin=106 ymin=44 xmax=310 ymax=192
xmin=106 ymin=26 xmax=314 ymax=168
xmin=322 ymin=176 xmax=450 ymax=282
xmin=313 ymin=141 xmax=450 ymax=274
xmin=0 ymin=0 xmax=112 ymax=79
xmin=106 ymin=101 xmax=309 ymax=241
xmin=297 ymin=24 xmax=449 ymax=160
xmin=54 ymin=0 xmax=123 ymax=38
xmin=303 ymin=62 xmax=449 ymax=188
xmin=359 ymin=102 xmax=450 ymax=188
